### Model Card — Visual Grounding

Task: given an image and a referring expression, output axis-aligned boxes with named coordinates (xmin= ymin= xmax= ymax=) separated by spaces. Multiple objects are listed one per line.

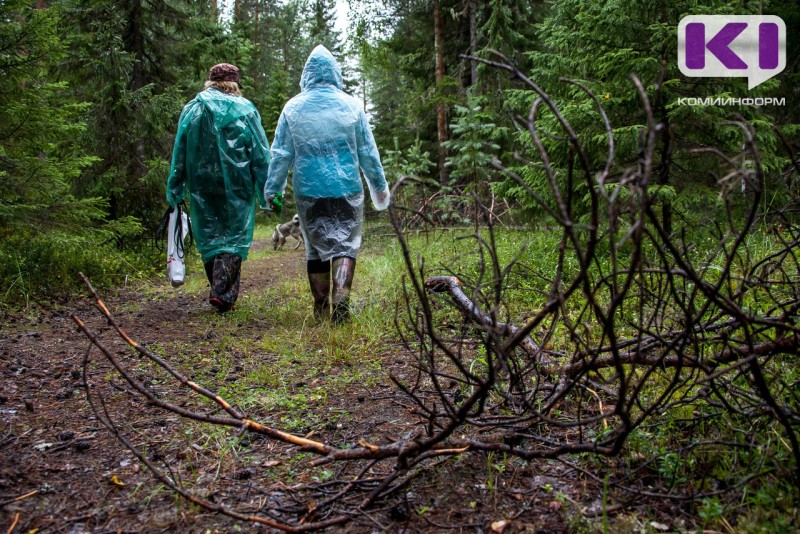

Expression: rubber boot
xmin=307 ymin=270 xmax=331 ymax=320
xmin=331 ymin=257 xmax=356 ymax=324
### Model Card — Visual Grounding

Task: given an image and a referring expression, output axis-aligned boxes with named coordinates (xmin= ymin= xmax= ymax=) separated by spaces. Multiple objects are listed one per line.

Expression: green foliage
xmin=352 ymin=0 xmax=464 ymax=155
xmin=499 ymin=0 xmax=799 ymax=222
xmin=0 ymin=2 xmax=100 ymax=235
xmin=0 ymin=0 xmax=154 ymax=304
xmin=235 ymin=0 xmax=309 ymax=107
xmin=356 ymin=36 xmax=434 ymax=151
xmin=261 ymin=67 xmax=291 ymax=135
xmin=698 ymin=497 xmax=724 ymax=525
xmin=58 ymin=0 xmax=240 ymax=226
xmin=357 ymin=0 xmax=798 ymax=227
xmin=443 ymin=93 xmax=507 ymax=185
xmin=0 ymin=231 xmax=153 ymax=306
xmin=383 ymin=137 xmax=436 ymax=183
xmin=307 ymin=0 xmax=343 ymax=55
xmin=235 ymin=0 xmax=356 ymax=113
xmin=477 ymin=0 xmax=541 ymax=90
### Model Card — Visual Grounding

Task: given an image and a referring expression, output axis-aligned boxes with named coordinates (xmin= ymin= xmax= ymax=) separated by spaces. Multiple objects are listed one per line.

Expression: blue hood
xmin=300 ymin=45 xmax=344 ymax=91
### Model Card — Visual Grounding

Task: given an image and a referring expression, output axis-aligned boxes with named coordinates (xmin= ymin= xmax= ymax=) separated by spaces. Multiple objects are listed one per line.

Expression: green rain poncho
xmin=167 ymin=88 xmax=270 ymax=263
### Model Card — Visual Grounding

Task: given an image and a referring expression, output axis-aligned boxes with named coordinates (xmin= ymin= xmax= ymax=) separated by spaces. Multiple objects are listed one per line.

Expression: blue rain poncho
xmin=264 ymin=45 xmax=390 ymax=262
xmin=167 ymin=88 xmax=270 ymax=263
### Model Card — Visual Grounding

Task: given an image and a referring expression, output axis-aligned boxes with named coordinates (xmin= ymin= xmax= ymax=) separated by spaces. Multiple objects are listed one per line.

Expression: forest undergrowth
xmin=5 ymin=220 xmax=797 ymax=532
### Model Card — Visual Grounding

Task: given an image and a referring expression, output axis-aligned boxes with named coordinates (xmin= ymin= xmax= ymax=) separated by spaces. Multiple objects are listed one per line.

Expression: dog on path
xmin=271 ymin=214 xmax=304 ymax=250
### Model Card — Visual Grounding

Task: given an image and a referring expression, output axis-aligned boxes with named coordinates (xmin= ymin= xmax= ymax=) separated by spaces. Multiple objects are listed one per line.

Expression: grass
xmin=43 ymin=218 xmax=799 ymax=531
xmin=142 ymin=222 xmax=410 ymax=440
xmin=0 ymin=231 xmax=161 ymax=309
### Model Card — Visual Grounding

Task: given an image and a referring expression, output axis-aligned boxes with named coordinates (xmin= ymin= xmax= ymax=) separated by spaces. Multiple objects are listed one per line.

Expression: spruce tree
xmin=58 ymin=0 xmax=246 ymax=228
xmin=307 ymin=0 xmax=342 ymax=55
xmin=0 ymin=0 xmax=105 ymax=236
xmin=498 ymin=0 xmax=799 ymax=226
xmin=0 ymin=0 xmax=141 ymax=300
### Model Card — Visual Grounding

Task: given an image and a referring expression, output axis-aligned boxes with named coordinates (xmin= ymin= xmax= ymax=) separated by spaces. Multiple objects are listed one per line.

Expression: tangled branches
xmin=71 ymin=55 xmax=799 ymax=529
xmin=389 ymin=53 xmax=800 ymax=499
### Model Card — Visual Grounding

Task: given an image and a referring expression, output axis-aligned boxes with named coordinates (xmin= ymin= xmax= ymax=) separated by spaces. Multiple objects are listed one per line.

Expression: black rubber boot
xmin=307 ymin=260 xmax=331 ymax=320
xmin=204 ymin=253 xmax=241 ymax=313
xmin=331 ymin=256 xmax=356 ymax=324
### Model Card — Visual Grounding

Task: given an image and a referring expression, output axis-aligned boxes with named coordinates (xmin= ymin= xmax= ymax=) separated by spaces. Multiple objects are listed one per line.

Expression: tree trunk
xmin=129 ymin=0 xmax=148 ymax=181
xmin=210 ymin=0 xmax=217 ymax=23
xmin=469 ymin=0 xmax=477 ymax=87
xmin=658 ymin=113 xmax=673 ymax=236
xmin=254 ymin=1 xmax=259 ymax=43
xmin=130 ymin=0 xmax=145 ymax=92
xmin=433 ymin=0 xmax=449 ymax=185
xmin=362 ymin=66 xmax=367 ymax=110
xmin=253 ymin=1 xmax=259 ymax=88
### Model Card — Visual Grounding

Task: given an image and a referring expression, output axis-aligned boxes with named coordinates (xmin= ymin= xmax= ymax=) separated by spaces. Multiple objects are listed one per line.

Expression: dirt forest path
xmin=1 ymin=240 xmax=586 ymax=533
xmin=0 ymin=243 xmax=311 ymax=532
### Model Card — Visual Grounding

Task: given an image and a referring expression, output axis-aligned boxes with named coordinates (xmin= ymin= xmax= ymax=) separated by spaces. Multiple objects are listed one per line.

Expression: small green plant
xmin=486 ymin=451 xmax=507 ymax=495
xmin=313 ymin=469 xmax=334 ymax=483
xmin=658 ymin=451 xmax=687 ymax=487
xmin=698 ymin=497 xmax=724 ymax=526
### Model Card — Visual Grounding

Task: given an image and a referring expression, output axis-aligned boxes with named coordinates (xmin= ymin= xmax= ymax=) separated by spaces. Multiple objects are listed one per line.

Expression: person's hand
xmin=267 ymin=193 xmax=284 ymax=216
xmin=372 ymin=188 xmax=390 ymax=210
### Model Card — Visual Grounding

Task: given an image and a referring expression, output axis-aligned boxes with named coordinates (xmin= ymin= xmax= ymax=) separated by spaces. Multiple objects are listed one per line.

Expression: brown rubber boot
xmin=308 ymin=271 xmax=331 ymax=320
xmin=331 ymin=256 xmax=356 ymax=323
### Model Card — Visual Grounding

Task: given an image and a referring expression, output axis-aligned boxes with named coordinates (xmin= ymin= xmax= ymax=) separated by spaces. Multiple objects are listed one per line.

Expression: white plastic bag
xmin=166 ymin=206 xmax=189 ymax=287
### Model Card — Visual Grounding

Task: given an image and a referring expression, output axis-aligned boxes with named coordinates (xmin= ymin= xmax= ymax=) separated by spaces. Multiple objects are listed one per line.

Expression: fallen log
xmin=424 ymin=276 xmax=556 ymax=373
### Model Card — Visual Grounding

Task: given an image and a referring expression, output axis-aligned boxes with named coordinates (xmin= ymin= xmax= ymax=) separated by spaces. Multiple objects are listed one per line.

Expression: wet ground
xmin=1 ymin=244 xmax=613 ymax=533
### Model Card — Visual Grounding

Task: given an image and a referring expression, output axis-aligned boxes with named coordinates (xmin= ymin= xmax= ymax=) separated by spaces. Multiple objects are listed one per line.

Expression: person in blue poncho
xmin=167 ymin=63 xmax=270 ymax=313
xmin=264 ymin=45 xmax=390 ymax=322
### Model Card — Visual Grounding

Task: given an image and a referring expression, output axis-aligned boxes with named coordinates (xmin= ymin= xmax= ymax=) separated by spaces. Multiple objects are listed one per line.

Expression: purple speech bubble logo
xmin=678 ymin=15 xmax=786 ymax=89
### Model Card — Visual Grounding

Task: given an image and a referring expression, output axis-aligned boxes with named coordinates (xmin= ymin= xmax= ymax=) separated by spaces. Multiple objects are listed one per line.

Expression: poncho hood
xmin=195 ymin=88 xmax=255 ymax=128
xmin=300 ymin=45 xmax=343 ymax=91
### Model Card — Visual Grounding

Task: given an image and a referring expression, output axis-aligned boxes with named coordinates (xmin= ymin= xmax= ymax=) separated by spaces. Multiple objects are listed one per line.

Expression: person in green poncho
xmin=166 ymin=63 xmax=270 ymax=313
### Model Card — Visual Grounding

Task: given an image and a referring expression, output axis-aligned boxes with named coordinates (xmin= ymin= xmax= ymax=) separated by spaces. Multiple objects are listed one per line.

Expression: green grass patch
xmin=55 ymin=220 xmax=800 ymax=530
xmin=0 ymin=232 xmax=161 ymax=308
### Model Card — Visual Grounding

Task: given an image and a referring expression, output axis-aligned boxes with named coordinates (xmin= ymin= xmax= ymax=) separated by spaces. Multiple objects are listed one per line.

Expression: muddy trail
xmin=1 ymin=242 xmax=615 ymax=533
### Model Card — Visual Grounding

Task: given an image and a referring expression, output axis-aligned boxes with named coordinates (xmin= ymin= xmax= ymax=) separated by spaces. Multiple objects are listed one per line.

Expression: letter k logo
xmin=686 ymin=22 xmax=748 ymax=69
